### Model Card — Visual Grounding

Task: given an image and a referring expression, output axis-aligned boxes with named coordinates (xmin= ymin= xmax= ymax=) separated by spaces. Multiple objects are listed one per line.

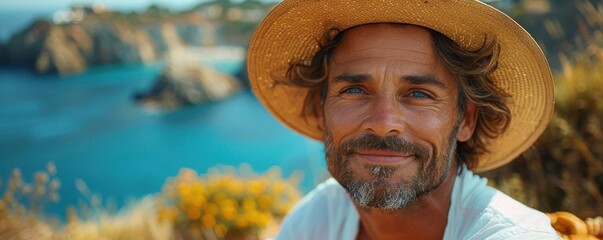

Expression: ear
xmin=456 ymin=101 xmax=478 ymax=142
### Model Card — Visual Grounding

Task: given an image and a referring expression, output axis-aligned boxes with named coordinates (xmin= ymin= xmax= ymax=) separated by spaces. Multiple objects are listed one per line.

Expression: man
xmin=247 ymin=0 xmax=558 ymax=239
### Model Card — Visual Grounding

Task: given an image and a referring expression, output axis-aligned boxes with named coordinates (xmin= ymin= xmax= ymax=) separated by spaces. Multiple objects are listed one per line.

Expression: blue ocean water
xmin=0 ymin=61 xmax=326 ymax=220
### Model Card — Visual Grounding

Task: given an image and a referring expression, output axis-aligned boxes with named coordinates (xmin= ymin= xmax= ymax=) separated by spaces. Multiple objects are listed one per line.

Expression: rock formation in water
xmin=135 ymin=50 xmax=241 ymax=108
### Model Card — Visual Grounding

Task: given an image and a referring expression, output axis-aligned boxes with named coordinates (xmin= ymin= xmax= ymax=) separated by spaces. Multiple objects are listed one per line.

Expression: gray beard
xmin=344 ymin=165 xmax=425 ymax=209
xmin=324 ymin=127 xmax=459 ymax=210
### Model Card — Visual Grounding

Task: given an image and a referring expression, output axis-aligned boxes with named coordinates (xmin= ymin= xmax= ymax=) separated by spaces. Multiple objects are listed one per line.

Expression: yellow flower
xmin=257 ymin=194 xmax=272 ymax=210
xmin=202 ymin=214 xmax=216 ymax=228
xmin=248 ymin=180 xmax=266 ymax=195
xmin=242 ymin=198 xmax=256 ymax=212
xmin=158 ymin=166 xmax=302 ymax=236
xmin=234 ymin=215 xmax=249 ymax=229
xmin=271 ymin=182 xmax=285 ymax=195
xmin=255 ymin=212 xmax=273 ymax=227
xmin=186 ymin=207 xmax=201 ymax=220
xmin=192 ymin=195 xmax=206 ymax=208
xmin=214 ymin=224 xmax=228 ymax=238
xmin=213 ymin=192 xmax=227 ymax=203
xmin=177 ymin=183 xmax=192 ymax=198
xmin=220 ymin=204 xmax=237 ymax=221
xmin=205 ymin=203 xmax=219 ymax=215
xmin=191 ymin=182 xmax=203 ymax=194
xmin=227 ymin=181 xmax=244 ymax=195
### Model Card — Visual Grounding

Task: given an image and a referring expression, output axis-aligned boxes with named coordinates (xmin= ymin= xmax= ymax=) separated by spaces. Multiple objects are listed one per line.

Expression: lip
xmin=355 ymin=149 xmax=413 ymax=164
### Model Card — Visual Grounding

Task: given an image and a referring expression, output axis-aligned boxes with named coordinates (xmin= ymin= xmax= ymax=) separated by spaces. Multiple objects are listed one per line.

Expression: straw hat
xmin=247 ymin=0 xmax=554 ymax=172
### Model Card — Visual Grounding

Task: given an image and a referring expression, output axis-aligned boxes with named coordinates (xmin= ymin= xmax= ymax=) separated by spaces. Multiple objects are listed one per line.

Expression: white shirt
xmin=276 ymin=167 xmax=560 ymax=239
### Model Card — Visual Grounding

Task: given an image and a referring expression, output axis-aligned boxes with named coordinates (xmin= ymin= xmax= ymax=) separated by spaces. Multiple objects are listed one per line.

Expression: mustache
xmin=339 ymin=134 xmax=430 ymax=160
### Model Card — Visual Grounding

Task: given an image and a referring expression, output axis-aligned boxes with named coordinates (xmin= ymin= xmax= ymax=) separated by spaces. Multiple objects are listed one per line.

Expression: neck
xmin=354 ymin=163 xmax=459 ymax=240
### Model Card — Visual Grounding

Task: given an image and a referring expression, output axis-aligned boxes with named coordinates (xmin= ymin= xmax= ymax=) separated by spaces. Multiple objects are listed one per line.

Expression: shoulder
xmin=468 ymin=191 xmax=560 ymax=239
xmin=446 ymin=169 xmax=560 ymax=240
xmin=275 ymin=178 xmax=359 ymax=240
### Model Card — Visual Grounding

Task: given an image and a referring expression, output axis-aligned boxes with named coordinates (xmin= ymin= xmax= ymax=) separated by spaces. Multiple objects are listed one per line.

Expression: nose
xmin=362 ymin=94 xmax=405 ymax=137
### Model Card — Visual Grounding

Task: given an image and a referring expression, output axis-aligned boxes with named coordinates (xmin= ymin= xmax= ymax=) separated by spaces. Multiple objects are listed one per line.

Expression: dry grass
xmin=0 ymin=197 xmax=173 ymax=240
xmin=53 ymin=197 xmax=173 ymax=240
xmin=1 ymin=164 xmax=61 ymax=240
xmin=484 ymin=0 xmax=603 ymax=220
xmin=0 ymin=164 xmax=172 ymax=240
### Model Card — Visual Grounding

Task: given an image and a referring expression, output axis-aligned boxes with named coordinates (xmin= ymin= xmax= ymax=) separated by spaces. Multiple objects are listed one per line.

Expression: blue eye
xmin=409 ymin=91 xmax=430 ymax=98
xmin=343 ymin=87 xmax=364 ymax=95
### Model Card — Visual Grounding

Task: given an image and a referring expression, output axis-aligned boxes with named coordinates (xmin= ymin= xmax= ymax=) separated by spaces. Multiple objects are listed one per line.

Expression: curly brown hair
xmin=280 ymin=24 xmax=511 ymax=170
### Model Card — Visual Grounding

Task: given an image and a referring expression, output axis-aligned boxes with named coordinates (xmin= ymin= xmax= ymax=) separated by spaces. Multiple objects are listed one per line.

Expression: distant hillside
xmin=0 ymin=0 xmax=275 ymax=74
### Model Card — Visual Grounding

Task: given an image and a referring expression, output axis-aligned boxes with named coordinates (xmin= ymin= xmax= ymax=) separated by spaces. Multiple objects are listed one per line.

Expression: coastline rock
xmin=2 ymin=20 xmax=53 ymax=70
xmin=35 ymin=25 xmax=87 ymax=73
xmin=1 ymin=18 xmax=213 ymax=74
xmin=0 ymin=1 xmax=275 ymax=75
xmin=135 ymin=50 xmax=241 ymax=108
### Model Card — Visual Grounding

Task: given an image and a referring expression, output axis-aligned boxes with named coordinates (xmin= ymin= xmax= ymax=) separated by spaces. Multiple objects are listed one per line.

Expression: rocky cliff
xmin=0 ymin=15 xmax=215 ymax=74
xmin=0 ymin=0 xmax=274 ymax=74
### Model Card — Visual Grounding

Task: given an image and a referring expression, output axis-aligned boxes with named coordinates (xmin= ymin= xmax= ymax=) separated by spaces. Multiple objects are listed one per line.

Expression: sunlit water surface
xmin=0 ymin=61 xmax=326 ymax=220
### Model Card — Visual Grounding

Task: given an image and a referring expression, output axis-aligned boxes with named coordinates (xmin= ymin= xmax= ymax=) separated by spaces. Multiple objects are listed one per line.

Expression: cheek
xmin=405 ymin=109 xmax=458 ymax=140
xmin=324 ymin=101 xmax=366 ymax=140
xmin=404 ymin=112 xmax=456 ymax=173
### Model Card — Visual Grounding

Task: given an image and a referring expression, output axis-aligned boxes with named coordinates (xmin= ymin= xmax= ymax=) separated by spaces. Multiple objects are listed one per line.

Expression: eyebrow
xmin=333 ymin=73 xmax=446 ymax=89
xmin=402 ymin=75 xmax=446 ymax=89
xmin=333 ymin=73 xmax=369 ymax=84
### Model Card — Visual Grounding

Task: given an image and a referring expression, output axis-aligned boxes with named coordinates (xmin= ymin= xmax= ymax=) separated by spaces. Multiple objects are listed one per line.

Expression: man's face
xmin=318 ymin=23 xmax=476 ymax=209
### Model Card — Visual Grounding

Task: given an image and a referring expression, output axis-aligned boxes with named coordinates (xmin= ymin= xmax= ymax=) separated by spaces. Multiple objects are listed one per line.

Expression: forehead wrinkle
xmin=346 ymin=47 xmax=433 ymax=55
xmin=334 ymin=27 xmax=437 ymax=66
xmin=333 ymin=49 xmax=433 ymax=65
xmin=354 ymin=38 xmax=433 ymax=50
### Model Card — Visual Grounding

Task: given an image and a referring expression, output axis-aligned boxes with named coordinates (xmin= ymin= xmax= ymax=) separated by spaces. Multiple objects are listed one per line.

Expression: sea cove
xmin=0 ymin=61 xmax=326 ymax=219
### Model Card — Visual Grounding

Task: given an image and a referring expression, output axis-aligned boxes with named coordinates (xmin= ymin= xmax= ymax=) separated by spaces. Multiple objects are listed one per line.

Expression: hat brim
xmin=247 ymin=0 xmax=554 ymax=172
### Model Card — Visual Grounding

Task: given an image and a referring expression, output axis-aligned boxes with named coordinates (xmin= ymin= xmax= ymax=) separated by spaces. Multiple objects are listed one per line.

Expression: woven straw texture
xmin=247 ymin=0 xmax=554 ymax=172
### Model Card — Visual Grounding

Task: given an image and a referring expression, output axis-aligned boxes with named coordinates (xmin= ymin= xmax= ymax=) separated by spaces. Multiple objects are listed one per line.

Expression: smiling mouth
xmin=355 ymin=149 xmax=414 ymax=164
